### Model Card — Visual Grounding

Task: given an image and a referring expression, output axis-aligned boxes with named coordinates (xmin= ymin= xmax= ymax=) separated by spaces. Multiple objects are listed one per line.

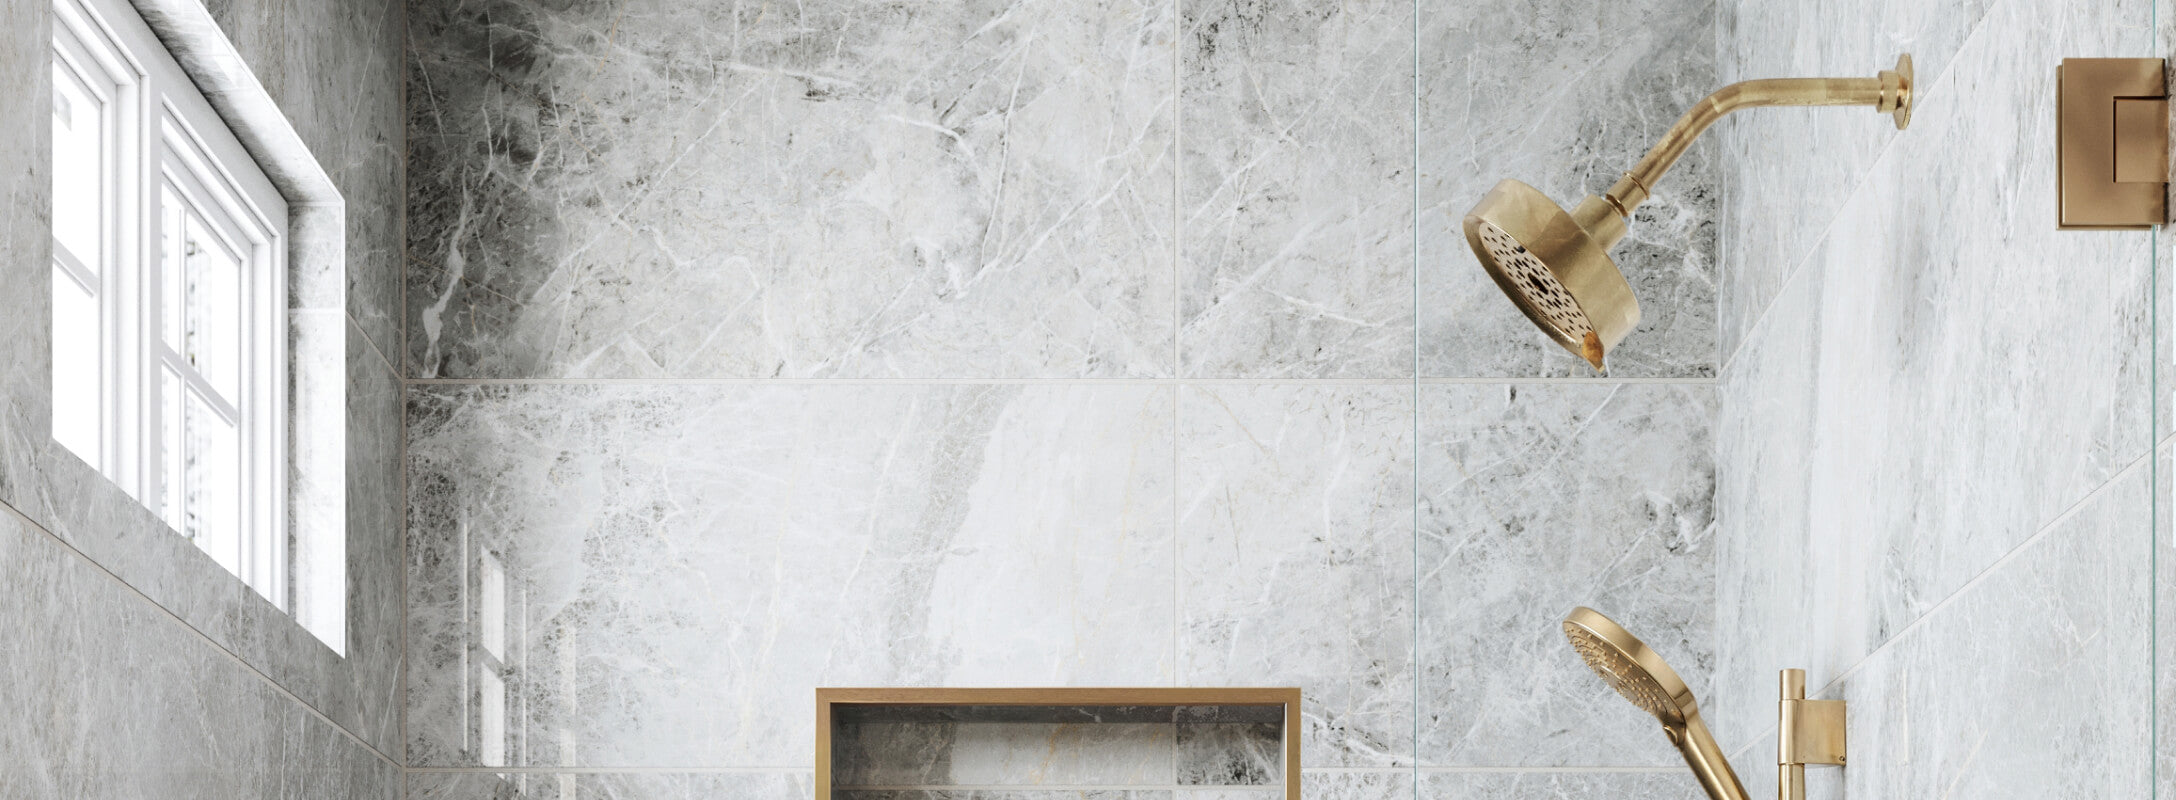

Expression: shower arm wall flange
xmin=1568 ymin=54 xmax=1914 ymax=249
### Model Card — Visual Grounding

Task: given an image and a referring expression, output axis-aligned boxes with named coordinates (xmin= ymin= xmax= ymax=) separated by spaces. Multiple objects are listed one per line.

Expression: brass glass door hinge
xmin=2058 ymin=58 xmax=2168 ymax=229
xmin=1777 ymin=669 xmax=1846 ymax=800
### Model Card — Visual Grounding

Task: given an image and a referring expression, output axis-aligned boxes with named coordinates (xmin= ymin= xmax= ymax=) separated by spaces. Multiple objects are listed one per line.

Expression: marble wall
xmin=0 ymin=0 xmax=406 ymax=795
xmin=404 ymin=0 xmax=1721 ymax=799
xmin=1714 ymin=1 xmax=2164 ymax=799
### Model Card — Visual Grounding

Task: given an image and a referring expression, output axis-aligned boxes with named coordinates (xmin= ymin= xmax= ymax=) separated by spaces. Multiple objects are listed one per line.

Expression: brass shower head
xmin=1466 ymin=55 xmax=1914 ymax=371
xmin=1562 ymin=606 xmax=1751 ymax=800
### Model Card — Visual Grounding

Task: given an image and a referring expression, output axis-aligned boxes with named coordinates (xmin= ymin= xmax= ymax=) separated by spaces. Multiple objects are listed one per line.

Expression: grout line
xmin=399 ymin=376 xmax=1718 ymax=387
xmin=1724 ymin=444 xmax=2157 ymax=763
xmin=1409 ymin=0 xmax=1423 ymax=788
xmin=0 ymin=497 xmax=401 ymax=771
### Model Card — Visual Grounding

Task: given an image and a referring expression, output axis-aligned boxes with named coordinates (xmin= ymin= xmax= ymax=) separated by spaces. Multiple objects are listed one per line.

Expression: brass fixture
xmin=814 ymin=687 xmax=1302 ymax=800
xmin=1561 ymin=608 xmax=1849 ymax=800
xmin=2057 ymin=58 xmax=2168 ymax=229
xmin=1563 ymin=606 xmax=1750 ymax=800
xmin=1777 ymin=669 xmax=1847 ymax=800
xmin=1466 ymin=55 xmax=1914 ymax=371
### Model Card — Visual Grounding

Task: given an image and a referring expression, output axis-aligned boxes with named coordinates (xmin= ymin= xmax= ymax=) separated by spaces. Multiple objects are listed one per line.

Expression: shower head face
xmin=1463 ymin=180 xmax=1641 ymax=369
xmin=1561 ymin=606 xmax=1698 ymax=729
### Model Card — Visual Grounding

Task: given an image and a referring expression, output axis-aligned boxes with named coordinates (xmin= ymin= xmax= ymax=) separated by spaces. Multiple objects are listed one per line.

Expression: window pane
xmin=163 ymin=369 xmax=240 ymax=575
xmin=51 ymin=264 xmax=99 ymax=467
xmin=50 ymin=62 xmax=103 ymax=268
xmin=161 ymin=192 xmax=243 ymax=402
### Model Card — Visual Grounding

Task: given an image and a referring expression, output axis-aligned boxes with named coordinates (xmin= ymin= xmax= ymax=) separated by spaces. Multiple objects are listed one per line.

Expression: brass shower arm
xmin=1570 ymin=55 xmax=1914 ymax=248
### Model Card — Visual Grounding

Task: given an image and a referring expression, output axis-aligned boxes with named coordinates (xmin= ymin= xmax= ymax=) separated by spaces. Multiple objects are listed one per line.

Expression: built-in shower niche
xmin=818 ymin=689 xmax=1298 ymax=799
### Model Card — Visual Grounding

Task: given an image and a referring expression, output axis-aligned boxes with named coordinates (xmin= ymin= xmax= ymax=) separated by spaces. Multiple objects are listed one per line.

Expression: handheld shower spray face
xmin=1562 ymin=607 xmax=1751 ymax=800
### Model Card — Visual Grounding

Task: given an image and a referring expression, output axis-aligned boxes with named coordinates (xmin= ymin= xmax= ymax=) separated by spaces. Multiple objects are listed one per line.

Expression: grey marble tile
xmin=405 ymin=0 xmax=1175 ymax=379
xmin=1178 ymin=0 xmax=1414 ymax=379
xmin=0 ymin=505 xmax=401 ymax=800
xmin=407 ymin=384 xmax=1177 ymax=767
xmin=1418 ymin=0 xmax=1717 ymax=378
xmin=408 ymin=770 xmax=814 ymax=799
xmin=1172 ymin=791 xmax=1280 ymax=800
xmin=1714 ymin=0 xmax=1998 ymax=362
xmin=1417 ymin=383 xmax=1717 ymax=768
xmin=1824 ymin=461 xmax=2152 ymax=800
xmin=1296 ymin=770 xmax=1414 ymax=800
xmin=1177 ymin=385 xmax=1415 ymax=767
xmin=2159 ymin=439 xmax=2173 ymax=800
xmin=1420 ymin=770 xmax=1695 ymax=799
xmin=840 ymin=793 xmax=1171 ymax=800
xmin=1712 ymin=0 xmax=2157 ymax=751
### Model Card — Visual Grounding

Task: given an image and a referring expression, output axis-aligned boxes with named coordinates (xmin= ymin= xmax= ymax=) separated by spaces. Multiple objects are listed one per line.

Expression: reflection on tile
xmin=405 ymin=0 xmax=1175 ymax=379
xmin=1832 ymin=463 xmax=2151 ymax=799
xmin=1712 ymin=0 xmax=2154 ymax=751
xmin=1419 ymin=0 xmax=1717 ymax=378
xmin=1714 ymin=0 xmax=1996 ymax=360
xmin=1418 ymin=384 xmax=1716 ymax=768
xmin=0 ymin=506 xmax=400 ymax=799
xmin=408 ymin=770 xmax=814 ymax=799
xmin=1420 ymin=770 xmax=1694 ymax=799
xmin=407 ymin=384 xmax=1176 ymax=766
xmin=1179 ymin=0 xmax=1414 ymax=378
xmin=1178 ymin=386 xmax=1415 ymax=767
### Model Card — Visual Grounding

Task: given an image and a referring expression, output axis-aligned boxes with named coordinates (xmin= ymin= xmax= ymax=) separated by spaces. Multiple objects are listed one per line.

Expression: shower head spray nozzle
xmin=1466 ymin=54 xmax=1914 ymax=372
xmin=1562 ymin=606 xmax=1751 ymax=800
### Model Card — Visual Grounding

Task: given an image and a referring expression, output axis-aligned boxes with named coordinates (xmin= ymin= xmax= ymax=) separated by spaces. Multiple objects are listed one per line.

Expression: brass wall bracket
xmin=2058 ymin=58 xmax=2168 ymax=229
xmin=1776 ymin=669 xmax=1846 ymax=800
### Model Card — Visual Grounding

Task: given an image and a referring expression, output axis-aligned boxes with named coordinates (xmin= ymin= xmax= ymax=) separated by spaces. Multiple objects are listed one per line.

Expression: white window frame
xmin=52 ymin=0 xmax=290 ymax=608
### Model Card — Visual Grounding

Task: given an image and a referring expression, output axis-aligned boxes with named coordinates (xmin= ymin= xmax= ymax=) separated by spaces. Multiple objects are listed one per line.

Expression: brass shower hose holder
xmin=1777 ymin=669 xmax=1846 ymax=800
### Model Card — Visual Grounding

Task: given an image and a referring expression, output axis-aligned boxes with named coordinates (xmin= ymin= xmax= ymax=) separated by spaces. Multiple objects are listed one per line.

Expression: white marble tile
xmin=1819 ymin=462 xmax=2152 ymax=800
xmin=405 ymin=0 xmax=1176 ymax=379
xmin=1713 ymin=0 xmax=2158 ymax=750
xmin=0 ymin=505 xmax=401 ymax=800
xmin=1298 ymin=770 xmax=1414 ymax=800
xmin=408 ymin=770 xmax=814 ymax=799
xmin=406 ymin=384 xmax=1177 ymax=767
xmin=1714 ymin=0 xmax=2001 ymax=362
xmin=2158 ymin=439 xmax=2173 ymax=800
xmin=1417 ymin=383 xmax=1718 ymax=768
xmin=1420 ymin=770 xmax=1696 ymax=799
xmin=1418 ymin=0 xmax=1718 ymax=378
xmin=1176 ymin=385 xmax=1415 ymax=767
xmin=1178 ymin=0 xmax=1414 ymax=379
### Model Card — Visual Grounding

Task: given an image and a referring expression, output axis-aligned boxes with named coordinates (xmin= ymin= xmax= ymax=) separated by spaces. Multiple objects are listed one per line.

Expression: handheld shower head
xmin=1562 ymin=607 xmax=1750 ymax=800
xmin=1466 ymin=55 xmax=1914 ymax=372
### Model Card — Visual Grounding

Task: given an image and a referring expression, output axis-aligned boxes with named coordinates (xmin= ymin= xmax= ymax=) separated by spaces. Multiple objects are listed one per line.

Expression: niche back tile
xmin=405 ymin=0 xmax=1175 ymax=379
xmin=1418 ymin=0 xmax=1717 ymax=378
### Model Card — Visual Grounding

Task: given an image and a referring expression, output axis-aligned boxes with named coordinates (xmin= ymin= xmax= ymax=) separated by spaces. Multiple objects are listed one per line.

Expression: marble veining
xmin=1178 ymin=0 xmax=1416 ymax=379
xmin=1418 ymin=383 xmax=1717 ymax=768
xmin=407 ymin=384 xmax=1177 ymax=767
xmin=1713 ymin=0 xmax=2155 ymax=753
xmin=1419 ymin=771 xmax=1695 ymax=799
xmin=408 ymin=771 xmax=813 ymax=799
xmin=405 ymin=0 xmax=1176 ymax=379
xmin=1417 ymin=0 xmax=1719 ymax=378
xmin=1176 ymin=385 xmax=1416 ymax=767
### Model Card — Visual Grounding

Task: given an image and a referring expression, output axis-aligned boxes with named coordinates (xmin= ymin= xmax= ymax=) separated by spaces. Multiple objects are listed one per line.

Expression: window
xmin=52 ymin=0 xmax=290 ymax=607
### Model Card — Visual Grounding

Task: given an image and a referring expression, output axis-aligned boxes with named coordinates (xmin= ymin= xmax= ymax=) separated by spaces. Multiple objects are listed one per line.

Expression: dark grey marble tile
xmin=407 ymin=384 xmax=1177 ymax=766
xmin=404 ymin=0 xmax=1175 ymax=379
xmin=1177 ymin=385 xmax=1415 ymax=767
xmin=1417 ymin=384 xmax=1716 ymax=768
xmin=1174 ymin=719 xmax=1280 ymax=786
xmin=0 ymin=505 xmax=401 ymax=799
xmin=1419 ymin=0 xmax=1718 ymax=378
xmin=1179 ymin=0 xmax=1414 ymax=379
